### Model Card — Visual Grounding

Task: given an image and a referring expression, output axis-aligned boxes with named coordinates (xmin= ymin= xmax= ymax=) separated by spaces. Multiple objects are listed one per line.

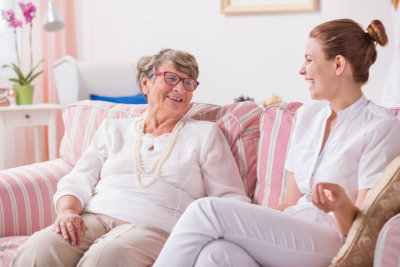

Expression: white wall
xmin=74 ymin=0 xmax=394 ymax=105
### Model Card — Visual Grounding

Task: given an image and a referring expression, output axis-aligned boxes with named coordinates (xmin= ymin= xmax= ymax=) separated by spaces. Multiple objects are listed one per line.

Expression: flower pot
xmin=13 ymin=84 xmax=34 ymax=105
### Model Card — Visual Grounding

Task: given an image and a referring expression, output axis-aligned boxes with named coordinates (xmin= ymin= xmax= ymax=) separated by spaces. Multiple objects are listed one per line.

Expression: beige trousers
xmin=13 ymin=212 xmax=169 ymax=267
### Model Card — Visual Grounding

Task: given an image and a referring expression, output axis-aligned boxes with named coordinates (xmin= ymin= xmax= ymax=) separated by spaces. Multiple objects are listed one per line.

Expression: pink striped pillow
xmin=374 ymin=214 xmax=400 ymax=267
xmin=254 ymin=102 xmax=302 ymax=206
xmin=60 ymin=100 xmax=262 ymax=198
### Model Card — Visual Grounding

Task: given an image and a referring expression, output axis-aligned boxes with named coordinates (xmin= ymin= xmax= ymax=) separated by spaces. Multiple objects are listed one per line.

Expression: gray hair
xmin=136 ymin=48 xmax=199 ymax=100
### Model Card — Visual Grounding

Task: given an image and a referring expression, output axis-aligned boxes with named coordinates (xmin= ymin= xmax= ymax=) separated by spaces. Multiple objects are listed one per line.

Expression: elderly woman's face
xmin=141 ymin=61 xmax=194 ymax=117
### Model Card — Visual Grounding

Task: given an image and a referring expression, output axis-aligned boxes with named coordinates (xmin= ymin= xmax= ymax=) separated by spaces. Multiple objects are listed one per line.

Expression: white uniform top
xmin=285 ymin=95 xmax=400 ymax=233
xmin=54 ymin=117 xmax=250 ymax=232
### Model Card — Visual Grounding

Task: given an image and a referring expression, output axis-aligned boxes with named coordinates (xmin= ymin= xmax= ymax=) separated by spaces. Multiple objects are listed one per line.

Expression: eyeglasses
xmin=153 ymin=71 xmax=199 ymax=91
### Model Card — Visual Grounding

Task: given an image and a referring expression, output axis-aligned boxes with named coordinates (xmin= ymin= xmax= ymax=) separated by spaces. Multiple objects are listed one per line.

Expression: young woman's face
xmin=299 ymin=38 xmax=338 ymax=101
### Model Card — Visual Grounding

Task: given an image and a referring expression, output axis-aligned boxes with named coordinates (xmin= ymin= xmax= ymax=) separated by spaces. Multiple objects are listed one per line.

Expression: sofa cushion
xmin=253 ymin=102 xmax=302 ymax=206
xmin=374 ymin=213 xmax=400 ymax=267
xmin=59 ymin=100 xmax=262 ymax=198
xmin=330 ymin=155 xmax=400 ymax=267
xmin=0 ymin=236 xmax=28 ymax=266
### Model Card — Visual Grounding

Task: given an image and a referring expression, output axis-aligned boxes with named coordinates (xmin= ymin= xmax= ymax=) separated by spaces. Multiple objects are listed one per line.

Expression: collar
xmin=334 ymin=94 xmax=368 ymax=121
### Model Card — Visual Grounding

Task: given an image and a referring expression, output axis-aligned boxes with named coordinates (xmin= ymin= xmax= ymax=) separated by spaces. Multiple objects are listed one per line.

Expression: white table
xmin=0 ymin=104 xmax=62 ymax=170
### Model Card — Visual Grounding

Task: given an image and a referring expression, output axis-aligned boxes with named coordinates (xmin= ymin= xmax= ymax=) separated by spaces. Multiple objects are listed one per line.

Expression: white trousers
xmin=153 ymin=197 xmax=345 ymax=267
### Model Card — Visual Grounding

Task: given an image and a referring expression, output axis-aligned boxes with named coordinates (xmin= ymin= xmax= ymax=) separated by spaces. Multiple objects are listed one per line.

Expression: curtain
xmin=382 ymin=2 xmax=400 ymax=107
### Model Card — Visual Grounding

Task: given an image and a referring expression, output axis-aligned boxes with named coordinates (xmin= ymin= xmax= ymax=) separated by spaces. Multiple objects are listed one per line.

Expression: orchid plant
xmin=1 ymin=1 xmax=43 ymax=86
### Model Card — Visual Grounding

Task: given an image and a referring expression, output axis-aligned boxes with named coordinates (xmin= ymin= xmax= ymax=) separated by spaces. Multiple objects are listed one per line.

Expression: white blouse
xmin=54 ymin=117 xmax=250 ymax=232
xmin=285 ymin=95 xmax=400 ymax=233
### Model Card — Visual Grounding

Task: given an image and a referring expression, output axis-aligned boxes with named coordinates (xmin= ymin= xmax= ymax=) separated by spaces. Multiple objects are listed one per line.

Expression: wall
xmin=74 ymin=0 xmax=394 ymax=105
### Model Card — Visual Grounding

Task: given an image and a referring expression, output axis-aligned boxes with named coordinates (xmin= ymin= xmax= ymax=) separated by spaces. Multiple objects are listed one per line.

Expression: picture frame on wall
xmin=221 ymin=0 xmax=318 ymax=14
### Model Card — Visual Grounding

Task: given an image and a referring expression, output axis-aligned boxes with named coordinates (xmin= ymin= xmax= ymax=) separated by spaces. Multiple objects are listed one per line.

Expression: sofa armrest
xmin=374 ymin=213 xmax=400 ymax=267
xmin=0 ymin=159 xmax=73 ymax=237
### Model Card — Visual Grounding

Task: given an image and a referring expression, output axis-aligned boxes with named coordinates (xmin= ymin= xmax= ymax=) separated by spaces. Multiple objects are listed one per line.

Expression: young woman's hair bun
xmin=367 ymin=20 xmax=388 ymax=46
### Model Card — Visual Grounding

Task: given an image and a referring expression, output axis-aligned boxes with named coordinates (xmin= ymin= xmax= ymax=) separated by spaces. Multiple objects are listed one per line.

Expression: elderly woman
xmin=153 ymin=20 xmax=400 ymax=267
xmin=13 ymin=48 xmax=250 ymax=267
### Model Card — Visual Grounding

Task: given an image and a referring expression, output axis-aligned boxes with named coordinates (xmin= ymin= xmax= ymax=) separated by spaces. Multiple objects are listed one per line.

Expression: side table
xmin=0 ymin=104 xmax=62 ymax=170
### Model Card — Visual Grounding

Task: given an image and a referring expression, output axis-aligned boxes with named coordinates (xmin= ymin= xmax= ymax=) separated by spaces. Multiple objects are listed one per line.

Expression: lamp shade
xmin=43 ymin=2 xmax=64 ymax=32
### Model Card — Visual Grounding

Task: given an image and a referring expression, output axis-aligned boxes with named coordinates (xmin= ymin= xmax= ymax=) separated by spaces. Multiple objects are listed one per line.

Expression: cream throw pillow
xmin=329 ymin=155 xmax=400 ymax=267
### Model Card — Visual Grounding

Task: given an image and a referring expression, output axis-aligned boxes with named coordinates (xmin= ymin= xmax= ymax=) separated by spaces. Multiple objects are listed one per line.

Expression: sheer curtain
xmin=0 ymin=0 xmax=18 ymax=87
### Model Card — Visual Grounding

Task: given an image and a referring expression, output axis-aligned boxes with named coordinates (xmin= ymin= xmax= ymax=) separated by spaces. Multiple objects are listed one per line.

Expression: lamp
xmin=43 ymin=1 xmax=64 ymax=103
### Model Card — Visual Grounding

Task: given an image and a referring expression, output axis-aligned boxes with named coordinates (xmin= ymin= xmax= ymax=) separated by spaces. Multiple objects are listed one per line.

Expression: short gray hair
xmin=136 ymin=48 xmax=199 ymax=100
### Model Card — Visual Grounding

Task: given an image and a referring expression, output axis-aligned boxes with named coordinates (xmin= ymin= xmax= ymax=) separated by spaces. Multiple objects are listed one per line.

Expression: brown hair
xmin=136 ymin=48 xmax=199 ymax=100
xmin=310 ymin=19 xmax=388 ymax=84
xmin=391 ymin=0 xmax=399 ymax=10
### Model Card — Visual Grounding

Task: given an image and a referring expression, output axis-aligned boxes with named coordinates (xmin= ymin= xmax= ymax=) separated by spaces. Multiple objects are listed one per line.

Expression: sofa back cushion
xmin=60 ymin=100 xmax=262 ymax=198
xmin=254 ymin=102 xmax=303 ymax=206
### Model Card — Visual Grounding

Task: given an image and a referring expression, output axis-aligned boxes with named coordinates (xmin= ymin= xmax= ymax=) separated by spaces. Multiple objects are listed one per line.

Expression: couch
xmin=1 ymin=99 xmax=400 ymax=267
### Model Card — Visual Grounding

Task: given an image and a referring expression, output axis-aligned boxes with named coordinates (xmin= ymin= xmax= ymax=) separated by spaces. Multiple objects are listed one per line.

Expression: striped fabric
xmin=0 ymin=159 xmax=73 ymax=237
xmin=2 ymin=100 xmax=397 ymax=267
xmin=374 ymin=213 xmax=400 ymax=267
xmin=59 ymin=100 xmax=263 ymax=198
xmin=0 ymin=236 xmax=28 ymax=267
xmin=254 ymin=102 xmax=303 ymax=206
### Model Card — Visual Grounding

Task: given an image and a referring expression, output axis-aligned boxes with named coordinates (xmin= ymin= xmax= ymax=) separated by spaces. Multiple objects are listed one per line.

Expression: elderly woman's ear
xmin=141 ymin=75 xmax=151 ymax=95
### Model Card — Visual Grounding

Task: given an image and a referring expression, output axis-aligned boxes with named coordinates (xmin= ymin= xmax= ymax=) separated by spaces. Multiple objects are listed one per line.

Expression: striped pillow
xmin=253 ymin=102 xmax=302 ymax=206
xmin=374 ymin=213 xmax=400 ymax=267
xmin=59 ymin=100 xmax=263 ymax=198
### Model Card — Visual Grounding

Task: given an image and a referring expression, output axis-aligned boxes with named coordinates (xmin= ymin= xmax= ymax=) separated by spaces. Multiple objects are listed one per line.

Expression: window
xmin=0 ymin=0 xmax=18 ymax=86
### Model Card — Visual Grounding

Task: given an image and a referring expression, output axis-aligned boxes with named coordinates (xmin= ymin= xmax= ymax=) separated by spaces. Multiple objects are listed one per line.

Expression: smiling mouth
xmin=167 ymin=96 xmax=183 ymax=102
xmin=306 ymin=79 xmax=315 ymax=84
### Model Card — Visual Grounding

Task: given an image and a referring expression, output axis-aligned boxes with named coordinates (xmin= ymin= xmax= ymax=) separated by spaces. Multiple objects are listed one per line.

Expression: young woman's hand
xmin=311 ymin=182 xmax=352 ymax=213
xmin=312 ymin=182 xmax=359 ymax=236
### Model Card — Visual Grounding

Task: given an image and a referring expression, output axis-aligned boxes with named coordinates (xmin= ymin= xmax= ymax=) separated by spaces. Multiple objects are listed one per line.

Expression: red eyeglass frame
xmin=153 ymin=71 xmax=199 ymax=91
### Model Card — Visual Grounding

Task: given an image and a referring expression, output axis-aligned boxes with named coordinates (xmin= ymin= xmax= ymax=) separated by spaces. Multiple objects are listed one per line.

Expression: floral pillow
xmin=330 ymin=155 xmax=400 ymax=266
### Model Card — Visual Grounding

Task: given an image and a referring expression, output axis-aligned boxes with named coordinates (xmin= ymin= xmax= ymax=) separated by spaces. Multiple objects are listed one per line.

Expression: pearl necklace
xmin=134 ymin=117 xmax=184 ymax=188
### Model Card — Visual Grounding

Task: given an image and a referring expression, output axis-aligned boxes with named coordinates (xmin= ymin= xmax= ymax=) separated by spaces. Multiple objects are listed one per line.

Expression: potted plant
xmin=1 ymin=1 xmax=43 ymax=105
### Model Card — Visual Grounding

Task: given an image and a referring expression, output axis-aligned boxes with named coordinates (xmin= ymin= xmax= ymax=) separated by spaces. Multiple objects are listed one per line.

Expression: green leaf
xmin=10 ymin=63 xmax=27 ymax=82
xmin=9 ymin=78 xmax=22 ymax=85
xmin=25 ymin=59 xmax=44 ymax=81
xmin=27 ymin=70 xmax=44 ymax=84
xmin=2 ymin=64 xmax=11 ymax=69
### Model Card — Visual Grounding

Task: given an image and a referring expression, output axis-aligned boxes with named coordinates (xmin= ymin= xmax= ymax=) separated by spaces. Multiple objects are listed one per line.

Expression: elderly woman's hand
xmin=54 ymin=210 xmax=85 ymax=246
xmin=54 ymin=195 xmax=85 ymax=246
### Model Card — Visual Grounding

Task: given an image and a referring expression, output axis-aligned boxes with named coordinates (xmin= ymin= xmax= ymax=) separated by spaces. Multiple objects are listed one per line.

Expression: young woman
xmin=153 ymin=19 xmax=400 ymax=267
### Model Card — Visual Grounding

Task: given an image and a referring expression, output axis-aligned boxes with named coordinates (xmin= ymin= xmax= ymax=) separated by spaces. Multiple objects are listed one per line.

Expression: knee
xmin=185 ymin=197 xmax=222 ymax=216
xmin=13 ymin=227 xmax=70 ymax=267
xmin=195 ymin=240 xmax=259 ymax=267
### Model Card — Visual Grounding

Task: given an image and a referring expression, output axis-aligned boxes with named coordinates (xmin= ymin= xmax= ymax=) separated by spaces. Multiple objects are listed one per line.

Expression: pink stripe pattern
xmin=374 ymin=214 xmax=400 ymax=267
xmin=59 ymin=100 xmax=262 ymax=198
xmin=254 ymin=102 xmax=302 ymax=206
xmin=0 ymin=236 xmax=28 ymax=267
xmin=0 ymin=159 xmax=73 ymax=237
